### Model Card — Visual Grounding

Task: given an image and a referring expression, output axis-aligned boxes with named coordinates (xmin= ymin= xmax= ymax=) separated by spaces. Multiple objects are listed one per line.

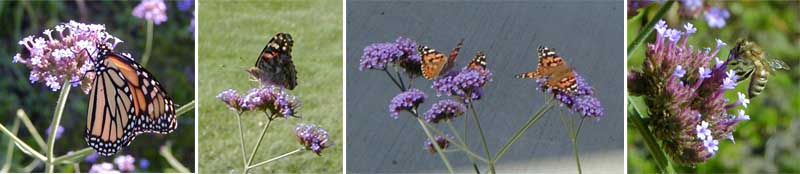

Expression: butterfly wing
xmin=252 ymin=33 xmax=298 ymax=90
xmin=420 ymin=46 xmax=448 ymax=79
xmin=467 ymin=51 xmax=487 ymax=71
xmin=85 ymin=50 xmax=177 ymax=156
xmin=516 ymin=46 xmax=578 ymax=94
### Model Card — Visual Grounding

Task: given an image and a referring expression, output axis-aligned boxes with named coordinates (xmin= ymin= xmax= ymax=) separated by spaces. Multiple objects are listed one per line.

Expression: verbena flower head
xmin=295 ymin=123 xmax=331 ymax=155
xmin=388 ymin=88 xmax=427 ymax=119
xmin=132 ymin=0 xmax=168 ymax=25
xmin=423 ymin=99 xmax=466 ymax=123
xmin=241 ymin=85 xmax=301 ymax=118
xmin=359 ymin=42 xmax=402 ymax=71
xmin=705 ymin=6 xmax=730 ymax=28
xmin=628 ymin=0 xmax=655 ymax=17
xmin=13 ymin=21 xmax=121 ymax=93
xmin=678 ymin=0 xmax=704 ymax=18
xmin=46 ymin=125 xmax=64 ymax=140
xmin=114 ymin=155 xmax=136 ymax=172
xmin=424 ymin=134 xmax=453 ymax=153
xmin=139 ymin=159 xmax=150 ymax=170
xmin=85 ymin=152 xmax=99 ymax=163
xmin=216 ymin=89 xmax=242 ymax=111
xmin=535 ymin=72 xmax=604 ymax=118
xmin=177 ymin=0 xmax=193 ymax=12
xmin=89 ymin=162 xmax=118 ymax=173
xmin=432 ymin=66 xmax=492 ymax=103
xmin=359 ymin=37 xmax=422 ymax=76
xmin=628 ymin=20 xmax=747 ymax=164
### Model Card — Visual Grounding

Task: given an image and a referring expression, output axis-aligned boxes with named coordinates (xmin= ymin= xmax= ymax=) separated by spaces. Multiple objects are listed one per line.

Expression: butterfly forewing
xmin=420 ymin=39 xmax=464 ymax=80
xmin=252 ymin=33 xmax=298 ymax=90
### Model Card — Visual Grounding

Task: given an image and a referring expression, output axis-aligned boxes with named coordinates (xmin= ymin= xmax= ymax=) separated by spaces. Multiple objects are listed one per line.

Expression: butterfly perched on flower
xmin=515 ymin=46 xmax=578 ymax=94
xmin=418 ymin=39 xmax=464 ymax=80
xmin=248 ymin=32 xmax=298 ymax=90
xmin=85 ymin=43 xmax=177 ymax=156
xmin=467 ymin=51 xmax=487 ymax=71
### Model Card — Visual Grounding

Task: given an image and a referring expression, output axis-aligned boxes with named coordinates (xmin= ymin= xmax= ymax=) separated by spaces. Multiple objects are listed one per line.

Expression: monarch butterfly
xmin=419 ymin=39 xmax=463 ymax=80
xmin=85 ymin=43 xmax=177 ymax=156
xmin=248 ymin=32 xmax=298 ymax=90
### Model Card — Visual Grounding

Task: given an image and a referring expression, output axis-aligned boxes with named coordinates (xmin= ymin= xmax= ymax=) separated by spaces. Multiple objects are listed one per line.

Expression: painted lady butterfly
xmin=515 ymin=46 xmax=578 ymax=94
xmin=248 ymin=32 xmax=298 ymax=90
xmin=467 ymin=51 xmax=487 ymax=71
xmin=419 ymin=39 xmax=464 ymax=80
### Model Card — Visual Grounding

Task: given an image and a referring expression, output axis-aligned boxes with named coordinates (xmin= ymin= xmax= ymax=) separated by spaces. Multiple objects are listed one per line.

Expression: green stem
xmin=175 ymin=100 xmax=195 ymax=116
xmin=46 ymin=83 xmax=71 ymax=173
xmin=628 ymin=97 xmax=675 ymax=174
xmin=246 ymin=115 xmax=273 ymax=171
xmin=627 ymin=0 xmax=675 ymax=59
xmin=445 ymin=121 xmax=482 ymax=171
xmin=235 ymin=111 xmax=248 ymax=170
xmin=248 ymin=148 xmax=304 ymax=169
xmin=573 ymin=118 xmax=584 ymax=174
xmin=53 ymin=147 xmax=93 ymax=164
xmin=16 ymin=109 xmax=47 ymax=151
xmin=494 ymin=99 xmax=556 ymax=161
xmin=160 ymin=143 xmax=190 ymax=173
xmin=468 ymin=102 xmax=494 ymax=173
xmin=421 ymin=121 xmax=488 ymax=163
xmin=141 ymin=20 xmax=154 ymax=67
xmin=415 ymin=116 xmax=454 ymax=173
xmin=0 ymin=123 xmax=45 ymax=161
xmin=383 ymin=69 xmax=405 ymax=91
xmin=1 ymin=118 xmax=20 ymax=173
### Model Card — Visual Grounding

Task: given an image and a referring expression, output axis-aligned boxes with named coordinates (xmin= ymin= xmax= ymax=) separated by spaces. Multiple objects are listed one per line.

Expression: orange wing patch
xmin=515 ymin=46 xmax=578 ymax=94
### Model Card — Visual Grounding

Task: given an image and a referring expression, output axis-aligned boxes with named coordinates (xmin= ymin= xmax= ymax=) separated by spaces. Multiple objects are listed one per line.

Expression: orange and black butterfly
xmin=248 ymin=32 xmax=298 ymax=90
xmin=85 ymin=43 xmax=177 ymax=156
xmin=419 ymin=39 xmax=464 ymax=80
xmin=515 ymin=46 xmax=578 ymax=94
xmin=467 ymin=51 xmax=487 ymax=71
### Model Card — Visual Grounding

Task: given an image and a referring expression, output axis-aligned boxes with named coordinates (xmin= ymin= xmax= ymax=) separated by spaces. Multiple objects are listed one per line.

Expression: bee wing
xmin=765 ymin=57 xmax=790 ymax=71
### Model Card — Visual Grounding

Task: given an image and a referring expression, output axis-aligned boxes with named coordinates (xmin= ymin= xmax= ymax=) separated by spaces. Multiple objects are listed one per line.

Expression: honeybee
xmin=728 ymin=39 xmax=790 ymax=98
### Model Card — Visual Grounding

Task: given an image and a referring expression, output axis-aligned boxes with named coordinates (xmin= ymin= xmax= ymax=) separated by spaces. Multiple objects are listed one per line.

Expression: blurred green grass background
xmin=0 ymin=1 xmax=195 ymax=173
xmin=197 ymin=0 xmax=342 ymax=173
xmin=628 ymin=1 xmax=800 ymax=173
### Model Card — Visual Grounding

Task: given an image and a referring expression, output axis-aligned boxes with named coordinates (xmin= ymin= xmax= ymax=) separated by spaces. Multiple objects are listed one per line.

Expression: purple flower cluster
xmin=177 ymin=0 xmax=193 ymax=12
xmin=89 ymin=163 xmax=118 ymax=173
xmin=388 ymin=88 xmax=427 ymax=119
xmin=216 ymin=89 xmax=242 ymax=111
xmin=432 ymin=67 xmax=492 ymax=103
xmin=132 ymin=0 xmax=168 ymax=25
xmin=216 ymin=86 xmax=301 ymax=118
xmin=678 ymin=0 xmax=704 ymax=18
xmin=46 ymin=125 xmax=64 ymax=140
xmin=628 ymin=20 xmax=748 ymax=164
xmin=423 ymin=134 xmax=453 ymax=153
xmin=12 ymin=21 xmax=121 ymax=93
xmin=423 ymin=100 xmax=466 ymax=123
xmin=535 ymin=70 xmax=604 ymax=118
xmin=358 ymin=37 xmax=421 ymax=75
xmin=295 ymin=123 xmax=331 ymax=155
xmin=628 ymin=0 xmax=655 ymax=16
xmin=704 ymin=7 xmax=730 ymax=28
xmin=114 ymin=155 xmax=136 ymax=172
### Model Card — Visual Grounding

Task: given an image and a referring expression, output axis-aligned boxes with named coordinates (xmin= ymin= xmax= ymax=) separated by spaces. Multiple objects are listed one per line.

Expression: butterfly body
xmin=515 ymin=46 xmax=578 ymax=94
xmin=419 ymin=39 xmax=464 ymax=79
xmin=85 ymin=43 xmax=177 ymax=156
xmin=249 ymin=32 xmax=298 ymax=90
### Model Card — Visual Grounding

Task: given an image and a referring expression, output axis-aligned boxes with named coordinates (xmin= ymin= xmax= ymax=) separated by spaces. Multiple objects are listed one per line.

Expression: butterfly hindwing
xmin=251 ymin=32 xmax=298 ymax=90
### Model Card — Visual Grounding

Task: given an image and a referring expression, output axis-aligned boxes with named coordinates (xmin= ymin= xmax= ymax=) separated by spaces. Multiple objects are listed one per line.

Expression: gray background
xmin=346 ymin=1 xmax=623 ymax=173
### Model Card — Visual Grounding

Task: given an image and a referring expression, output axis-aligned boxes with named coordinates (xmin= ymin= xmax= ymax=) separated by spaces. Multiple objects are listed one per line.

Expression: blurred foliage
xmin=197 ymin=0 xmax=342 ymax=173
xmin=628 ymin=1 xmax=800 ymax=173
xmin=0 ymin=1 xmax=195 ymax=173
